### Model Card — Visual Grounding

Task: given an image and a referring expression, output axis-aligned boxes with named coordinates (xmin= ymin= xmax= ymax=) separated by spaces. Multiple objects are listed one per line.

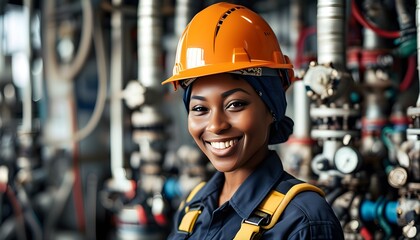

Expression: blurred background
xmin=0 ymin=0 xmax=419 ymax=239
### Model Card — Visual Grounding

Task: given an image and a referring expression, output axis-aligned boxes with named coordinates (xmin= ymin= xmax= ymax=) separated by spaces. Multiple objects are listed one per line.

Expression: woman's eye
xmin=191 ymin=105 xmax=208 ymax=112
xmin=226 ymin=101 xmax=248 ymax=110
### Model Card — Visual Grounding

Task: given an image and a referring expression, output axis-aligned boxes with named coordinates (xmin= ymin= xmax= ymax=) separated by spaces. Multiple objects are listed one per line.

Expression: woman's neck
xmin=218 ymin=148 xmax=271 ymax=206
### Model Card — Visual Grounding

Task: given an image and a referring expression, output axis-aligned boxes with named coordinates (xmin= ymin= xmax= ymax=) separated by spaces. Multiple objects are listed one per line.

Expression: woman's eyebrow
xmin=221 ymin=88 xmax=251 ymax=98
xmin=190 ymin=88 xmax=251 ymax=101
xmin=191 ymin=95 xmax=206 ymax=101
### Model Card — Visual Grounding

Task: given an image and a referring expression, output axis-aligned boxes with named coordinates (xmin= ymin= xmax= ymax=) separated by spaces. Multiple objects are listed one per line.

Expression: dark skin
xmin=187 ymin=73 xmax=274 ymax=206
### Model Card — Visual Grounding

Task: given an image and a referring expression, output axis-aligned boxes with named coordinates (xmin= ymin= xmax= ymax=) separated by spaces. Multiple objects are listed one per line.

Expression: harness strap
xmin=235 ymin=222 xmax=261 ymax=240
xmin=233 ymin=183 xmax=324 ymax=240
xmin=177 ymin=182 xmax=206 ymax=235
xmin=179 ymin=205 xmax=203 ymax=233
xmin=178 ymin=180 xmax=325 ymax=240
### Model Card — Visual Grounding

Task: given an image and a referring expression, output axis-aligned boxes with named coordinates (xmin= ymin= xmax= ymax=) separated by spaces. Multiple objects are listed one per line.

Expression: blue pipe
xmin=360 ymin=198 xmax=398 ymax=224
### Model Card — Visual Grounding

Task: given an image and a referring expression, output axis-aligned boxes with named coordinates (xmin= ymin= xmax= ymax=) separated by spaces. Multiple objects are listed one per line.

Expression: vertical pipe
xmin=22 ymin=0 xmax=33 ymax=132
xmin=0 ymin=9 xmax=4 ymax=80
xmin=175 ymin=0 xmax=196 ymax=37
xmin=110 ymin=0 xmax=125 ymax=183
xmin=293 ymin=81 xmax=311 ymax=138
xmin=317 ymin=0 xmax=347 ymax=69
xmin=138 ymin=0 xmax=162 ymax=88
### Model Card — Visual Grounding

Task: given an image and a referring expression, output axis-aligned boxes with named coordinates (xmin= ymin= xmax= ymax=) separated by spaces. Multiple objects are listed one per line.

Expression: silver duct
xmin=109 ymin=0 xmax=128 ymax=189
xmin=138 ymin=0 xmax=163 ymax=88
xmin=175 ymin=0 xmax=196 ymax=37
xmin=317 ymin=0 xmax=346 ymax=69
xmin=22 ymin=0 xmax=33 ymax=132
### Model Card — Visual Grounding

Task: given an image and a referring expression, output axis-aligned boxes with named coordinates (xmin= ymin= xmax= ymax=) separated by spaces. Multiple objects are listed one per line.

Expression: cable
xmin=70 ymin=123 xmax=85 ymax=233
xmin=23 ymin=211 xmax=42 ymax=240
xmin=399 ymin=55 xmax=416 ymax=91
xmin=5 ymin=185 xmax=27 ymax=240
xmin=351 ymin=0 xmax=400 ymax=39
xmin=43 ymin=0 xmax=108 ymax=146
xmin=14 ymin=184 xmax=42 ymax=240
xmin=68 ymin=5 xmax=109 ymax=144
xmin=44 ymin=170 xmax=74 ymax=240
xmin=295 ymin=26 xmax=316 ymax=69
xmin=45 ymin=0 xmax=94 ymax=81
xmin=86 ymin=173 xmax=98 ymax=240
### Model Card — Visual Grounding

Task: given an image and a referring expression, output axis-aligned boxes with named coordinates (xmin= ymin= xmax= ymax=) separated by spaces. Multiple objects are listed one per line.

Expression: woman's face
xmin=187 ymin=73 xmax=273 ymax=173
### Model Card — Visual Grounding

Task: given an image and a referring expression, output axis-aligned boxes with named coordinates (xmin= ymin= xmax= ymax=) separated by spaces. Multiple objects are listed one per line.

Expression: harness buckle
xmin=243 ymin=210 xmax=272 ymax=226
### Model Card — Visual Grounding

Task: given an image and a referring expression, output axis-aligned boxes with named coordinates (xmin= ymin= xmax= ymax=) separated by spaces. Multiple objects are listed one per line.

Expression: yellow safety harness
xmin=177 ymin=178 xmax=325 ymax=239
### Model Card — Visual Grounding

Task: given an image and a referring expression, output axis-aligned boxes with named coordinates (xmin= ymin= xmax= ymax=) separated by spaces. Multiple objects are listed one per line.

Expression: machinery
xmin=0 ymin=0 xmax=418 ymax=239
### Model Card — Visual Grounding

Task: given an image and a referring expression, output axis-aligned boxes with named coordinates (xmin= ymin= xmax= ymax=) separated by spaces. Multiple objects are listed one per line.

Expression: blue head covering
xmin=182 ymin=72 xmax=294 ymax=145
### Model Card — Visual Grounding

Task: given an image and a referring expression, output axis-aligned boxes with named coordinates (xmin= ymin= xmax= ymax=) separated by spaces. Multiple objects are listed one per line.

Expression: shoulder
xmin=265 ymin=191 xmax=344 ymax=239
xmin=289 ymin=191 xmax=336 ymax=221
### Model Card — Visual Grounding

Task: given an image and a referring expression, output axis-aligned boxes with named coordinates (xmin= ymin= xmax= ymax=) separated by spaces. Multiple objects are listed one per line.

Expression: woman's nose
xmin=206 ymin=110 xmax=230 ymax=134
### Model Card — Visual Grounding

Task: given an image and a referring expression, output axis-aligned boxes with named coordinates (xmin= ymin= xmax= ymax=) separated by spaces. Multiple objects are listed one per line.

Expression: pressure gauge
xmin=388 ymin=167 xmax=408 ymax=188
xmin=334 ymin=146 xmax=361 ymax=174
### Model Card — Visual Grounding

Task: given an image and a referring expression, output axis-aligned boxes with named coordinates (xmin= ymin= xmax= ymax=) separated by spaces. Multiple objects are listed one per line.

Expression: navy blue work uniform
xmin=168 ymin=150 xmax=344 ymax=239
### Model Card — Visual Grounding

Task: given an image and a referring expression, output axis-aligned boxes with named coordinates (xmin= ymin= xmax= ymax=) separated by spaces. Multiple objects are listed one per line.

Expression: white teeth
xmin=210 ymin=139 xmax=238 ymax=149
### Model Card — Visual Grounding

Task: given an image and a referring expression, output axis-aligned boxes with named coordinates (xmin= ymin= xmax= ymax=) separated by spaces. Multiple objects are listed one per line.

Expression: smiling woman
xmin=187 ymin=74 xmax=272 ymax=179
xmin=162 ymin=2 xmax=344 ymax=240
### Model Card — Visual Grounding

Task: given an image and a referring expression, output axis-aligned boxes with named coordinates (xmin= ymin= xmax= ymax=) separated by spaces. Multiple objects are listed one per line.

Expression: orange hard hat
xmin=162 ymin=2 xmax=294 ymax=90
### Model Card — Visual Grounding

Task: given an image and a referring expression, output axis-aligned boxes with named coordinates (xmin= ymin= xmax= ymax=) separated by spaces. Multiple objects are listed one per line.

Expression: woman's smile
xmin=187 ymin=73 xmax=273 ymax=173
xmin=207 ymin=138 xmax=239 ymax=150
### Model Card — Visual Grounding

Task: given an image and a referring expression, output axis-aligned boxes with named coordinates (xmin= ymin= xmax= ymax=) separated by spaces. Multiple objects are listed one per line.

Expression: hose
xmin=44 ymin=170 xmax=74 ymax=240
xmin=351 ymin=0 xmax=400 ymax=39
xmin=43 ymin=0 xmax=108 ymax=145
xmin=399 ymin=55 xmax=416 ymax=91
xmin=5 ymin=185 xmax=26 ymax=240
xmin=44 ymin=0 xmax=93 ymax=81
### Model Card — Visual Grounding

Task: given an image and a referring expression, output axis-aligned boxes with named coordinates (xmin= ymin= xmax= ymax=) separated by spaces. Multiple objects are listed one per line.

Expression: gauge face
xmin=334 ymin=146 xmax=361 ymax=174
xmin=388 ymin=167 xmax=408 ymax=188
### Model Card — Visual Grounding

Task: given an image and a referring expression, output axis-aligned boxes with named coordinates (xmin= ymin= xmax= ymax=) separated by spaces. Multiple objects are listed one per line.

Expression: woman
xmin=162 ymin=2 xmax=344 ymax=239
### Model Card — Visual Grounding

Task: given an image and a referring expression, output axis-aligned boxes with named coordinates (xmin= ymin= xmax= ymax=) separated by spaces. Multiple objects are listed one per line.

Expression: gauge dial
xmin=334 ymin=146 xmax=361 ymax=174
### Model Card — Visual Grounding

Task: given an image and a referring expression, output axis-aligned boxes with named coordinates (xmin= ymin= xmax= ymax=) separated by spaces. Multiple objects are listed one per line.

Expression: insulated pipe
xmin=138 ymin=0 xmax=162 ymax=88
xmin=22 ymin=0 xmax=33 ymax=132
xmin=175 ymin=0 xmax=196 ymax=37
xmin=317 ymin=0 xmax=347 ymax=69
xmin=42 ymin=0 xmax=94 ymax=146
xmin=44 ymin=0 xmax=93 ymax=81
xmin=110 ymin=0 xmax=126 ymax=186
xmin=293 ymin=80 xmax=311 ymax=139
xmin=0 ymin=14 xmax=3 ymax=77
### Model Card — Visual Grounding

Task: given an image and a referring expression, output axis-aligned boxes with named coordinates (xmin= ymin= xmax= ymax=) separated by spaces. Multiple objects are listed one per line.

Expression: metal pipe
xmin=138 ymin=0 xmax=163 ymax=88
xmin=110 ymin=0 xmax=126 ymax=185
xmin=317 ymin=0 xmax=346 ymax=69
xmin=22 ymin=0 xmax=33 ymax=133
xmin=293 ymin=80 xmax=311 ymax=138
xmin=0 ymin=6 xmax=4 ymax=82
xmin=175 ymin=0 xmax=196 ymax=37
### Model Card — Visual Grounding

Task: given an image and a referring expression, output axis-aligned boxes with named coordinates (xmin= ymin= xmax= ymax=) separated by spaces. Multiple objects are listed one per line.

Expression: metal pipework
xmin=109 ymin=0 xmax=130 ymax=191
xmin=138 ymin=0 xmax=163 ymax=89
xmin=317 ymin=0 xmax=347 ymax=69
xmin=175 ymin=0 xmax=197 ymax=37
xmin=22 ymin=0 xmax=33 ymax=133
xmin=136 ymin=0 xmax=166 ymax=194
xmin=114 ymin=1 xmax=170 ymax=239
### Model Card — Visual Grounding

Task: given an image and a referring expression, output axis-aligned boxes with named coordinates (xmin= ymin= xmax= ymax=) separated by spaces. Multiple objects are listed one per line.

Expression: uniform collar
xmin=185 ymin=150 xmax=285 ymax=219
xmin=229 ymin=150 xmax=285 ymax=219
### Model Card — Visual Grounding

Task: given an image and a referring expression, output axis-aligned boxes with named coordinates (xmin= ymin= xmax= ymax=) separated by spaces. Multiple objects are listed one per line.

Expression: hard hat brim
xmin=162 ymin=61 xmax=293 ymax=86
